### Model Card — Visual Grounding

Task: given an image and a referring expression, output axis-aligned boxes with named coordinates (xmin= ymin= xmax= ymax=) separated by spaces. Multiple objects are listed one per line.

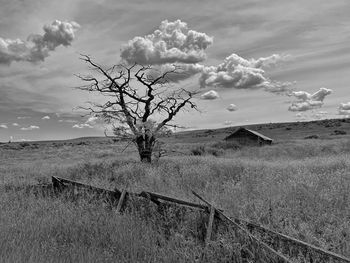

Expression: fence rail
xmin=49 ymin=176 xmax=350 ymax=263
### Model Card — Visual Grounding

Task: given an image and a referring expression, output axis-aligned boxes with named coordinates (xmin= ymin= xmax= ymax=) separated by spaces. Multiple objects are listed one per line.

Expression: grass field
xmin=1 ymin=119 xmax=350 ymax=262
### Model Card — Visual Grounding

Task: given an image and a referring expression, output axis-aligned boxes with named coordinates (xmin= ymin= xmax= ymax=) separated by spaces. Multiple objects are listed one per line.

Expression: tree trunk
xmin=140 ymin=149 xmax=152 ymax=163
xmin=136 ymin=134 xmax=155 ymax=163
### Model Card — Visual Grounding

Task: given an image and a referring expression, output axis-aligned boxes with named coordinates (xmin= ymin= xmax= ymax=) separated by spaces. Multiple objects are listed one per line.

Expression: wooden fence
xmin=47 ymin=176 xmax=350 ymax=263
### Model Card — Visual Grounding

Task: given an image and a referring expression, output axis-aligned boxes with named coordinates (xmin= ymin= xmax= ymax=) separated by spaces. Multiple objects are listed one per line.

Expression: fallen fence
xmin=48 ymin=176 xmax=350 ymax=263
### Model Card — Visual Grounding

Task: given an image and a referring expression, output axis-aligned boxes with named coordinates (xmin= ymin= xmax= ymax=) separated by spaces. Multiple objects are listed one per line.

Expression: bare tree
xmin=77 ymin=55 xmax=198 ymax=163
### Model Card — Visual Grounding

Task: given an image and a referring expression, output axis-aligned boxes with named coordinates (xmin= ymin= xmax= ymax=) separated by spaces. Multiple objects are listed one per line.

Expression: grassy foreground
xmin=0 ymin=137 xmax=349 ymax=262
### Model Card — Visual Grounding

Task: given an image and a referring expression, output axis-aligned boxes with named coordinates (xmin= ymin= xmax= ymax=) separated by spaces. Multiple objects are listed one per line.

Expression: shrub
xmin=19 ymin=142 xmax=30 ymax=147
xmin=190 ymin=145 xmax=225 ymax=157
xmin=333 ymin=130 xmax=346 ymax=135
xmin=205 ymin=147 xmax=225 ymax=157
xmin=304 ymin=135 xmax=319 ymax=139
xmin=190 ymin=145 xmax=206 ymax=156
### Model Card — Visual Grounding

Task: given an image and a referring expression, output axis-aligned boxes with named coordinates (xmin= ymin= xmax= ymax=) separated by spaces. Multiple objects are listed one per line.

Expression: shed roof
xmin=226 ymin=127 xmax=273 ymax=141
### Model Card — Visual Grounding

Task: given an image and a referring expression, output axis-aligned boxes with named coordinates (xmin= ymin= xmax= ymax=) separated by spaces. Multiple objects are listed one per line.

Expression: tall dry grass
xmin=1 ymin=138 xmax=349 ymax=261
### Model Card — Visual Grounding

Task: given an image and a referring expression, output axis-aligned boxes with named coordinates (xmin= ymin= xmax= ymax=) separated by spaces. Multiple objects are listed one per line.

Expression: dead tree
xmin=77 ymin=55 xmax=198 ymax=163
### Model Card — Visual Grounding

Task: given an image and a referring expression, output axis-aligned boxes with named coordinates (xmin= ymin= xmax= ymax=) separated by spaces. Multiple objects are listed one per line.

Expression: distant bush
xmin=333 ymin=130 xmax=347 ymax=135
xmin=190 ymin=145 xmax=206 ymax=156
xmin=76 ymin=141 xmax=88 ymax=146
xmin=19 ymin=142 xmax=30 ymax=147
xmin=205 ymin=147 xmax=225 ymax=157
xmin=190 ymin=145 xmax=224 ymax=157
xmin=304 ymin=135 xmax=319 ymax=139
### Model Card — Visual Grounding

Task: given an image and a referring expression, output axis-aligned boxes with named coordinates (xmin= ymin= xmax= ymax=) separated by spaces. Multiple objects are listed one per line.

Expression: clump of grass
xmin=211 ymin=141 xmax=241 ymax=150
xmin=190 ymin=144 xmax=225 ymax=157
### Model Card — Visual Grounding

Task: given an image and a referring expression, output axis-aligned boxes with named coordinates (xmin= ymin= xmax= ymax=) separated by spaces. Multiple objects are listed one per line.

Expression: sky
xmin=0 ymin=0 xmax=350 ymax=141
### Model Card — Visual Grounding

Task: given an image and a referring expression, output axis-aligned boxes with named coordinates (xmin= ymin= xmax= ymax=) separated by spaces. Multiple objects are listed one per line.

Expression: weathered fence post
xmin=205 ymin=205 xmax=216 ymax=245
xmin=116 ymin=189 xmax=127 ymax=214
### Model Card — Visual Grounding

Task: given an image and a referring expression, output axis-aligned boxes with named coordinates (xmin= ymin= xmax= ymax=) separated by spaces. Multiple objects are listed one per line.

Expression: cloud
xmin=312 ymin=110 xmax=328 ymax=119
xmin=0 ymin=124 xmax=8 ymax=129
xmin=289 ymin=100 xmax=324 ymax=112
xmin=288 ymin=87 xmax=332 ymax=112
xmin=253 ymin=54 xmax=291 ymax=68
xmin=12 ymin=123 xmax=19 ymax=126
xmin=339 ymin=102 xmax=350 ymax=110
xmin=0 ymin=20 xmax=80 ymax=65
xmin=338 ymin=102 xmax=350 ymax=115
xmin=42 ymin=115 xmax=50 ymax=120
xmin=200 ymin=90 xmax=219 ymax=100
xmin=223 ymin=120 xmax=233 ymax=125
xmin=121 ymin=19 xmax=213 ymax=65
xmin=85 ymin=115 xmax=98 ymax=124
xmin=20 ymin=125 xmax=40 ymax=130
xmin=17 ymin=116 xmax=31 ymax=119
xmin=72 ymin=123 xmax=93 ymax=129
xmin=291 ymin=88 xmax=332 ymax=102
xmin=227 ymin=104 xmax=238 ymax=112
xmin=58 ymin=119 xmax=78 ymax=123
xmin=199 ymin=53 xmax=291 ymax=92
xmin=71 ymin=116 xmax=99 ymax=129
xmin=121 ymin=21 xmax=293 ymax=89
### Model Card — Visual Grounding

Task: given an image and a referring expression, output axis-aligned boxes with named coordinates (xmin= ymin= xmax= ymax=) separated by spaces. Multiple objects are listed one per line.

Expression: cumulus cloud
xmin=292 ymin=88 xmax=332 ymax=102
xmin=338 ymin=102 xmax=350 ymax=115
xmin=227 ymin=104 xmax=238 ymax=112
xmin=42 ymin=115 xmax=50 ymax=120
xmin=85 ymin=116 xmax=99 ymax=125
xmin=12 ymin=123 xmax=19 ymax=126
xmin=0 ymin=20 xmax=80 ymax=65
xmin=121 ymin=19 xmax=213 ymax=65
xmin=0 ymin=124 xmax=8 ymax=129
xmin=72 ymin=123 xmax=93 ymax=129
xmin=289 ymin=101 xmax=324 ymax=112
xmin=200 ymin=90 xmax=219 ymax=100
xmin=199 ymin=53 xmax=291 ymax=93
xmin=339 ymin=102 xmax=350 ymax=110
xmin=71 ymin=116 xmax=99 ymax=129
xmin=288 ymin=88 xmax=332 ymax=112
xmin=20 ymin=125 xmax=40 ymax=131
xmin=252 ymin=54 xmax=291 ymax=68
xmin=121 ymin=21 xmax=293 ymax=91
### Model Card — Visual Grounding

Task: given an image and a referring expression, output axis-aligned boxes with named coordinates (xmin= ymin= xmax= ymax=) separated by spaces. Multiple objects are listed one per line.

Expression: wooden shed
xmin=225 ymin=127 xmax=273 ymax=146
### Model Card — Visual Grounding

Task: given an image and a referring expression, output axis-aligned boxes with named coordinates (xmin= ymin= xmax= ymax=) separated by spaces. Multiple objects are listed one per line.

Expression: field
xmin=1 ymin=118 xmax=350 ymax=262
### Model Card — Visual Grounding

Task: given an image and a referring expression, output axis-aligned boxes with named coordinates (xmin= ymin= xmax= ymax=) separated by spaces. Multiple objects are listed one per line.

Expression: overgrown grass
xmin=1 ymin=138 xmax=350 ymax=261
